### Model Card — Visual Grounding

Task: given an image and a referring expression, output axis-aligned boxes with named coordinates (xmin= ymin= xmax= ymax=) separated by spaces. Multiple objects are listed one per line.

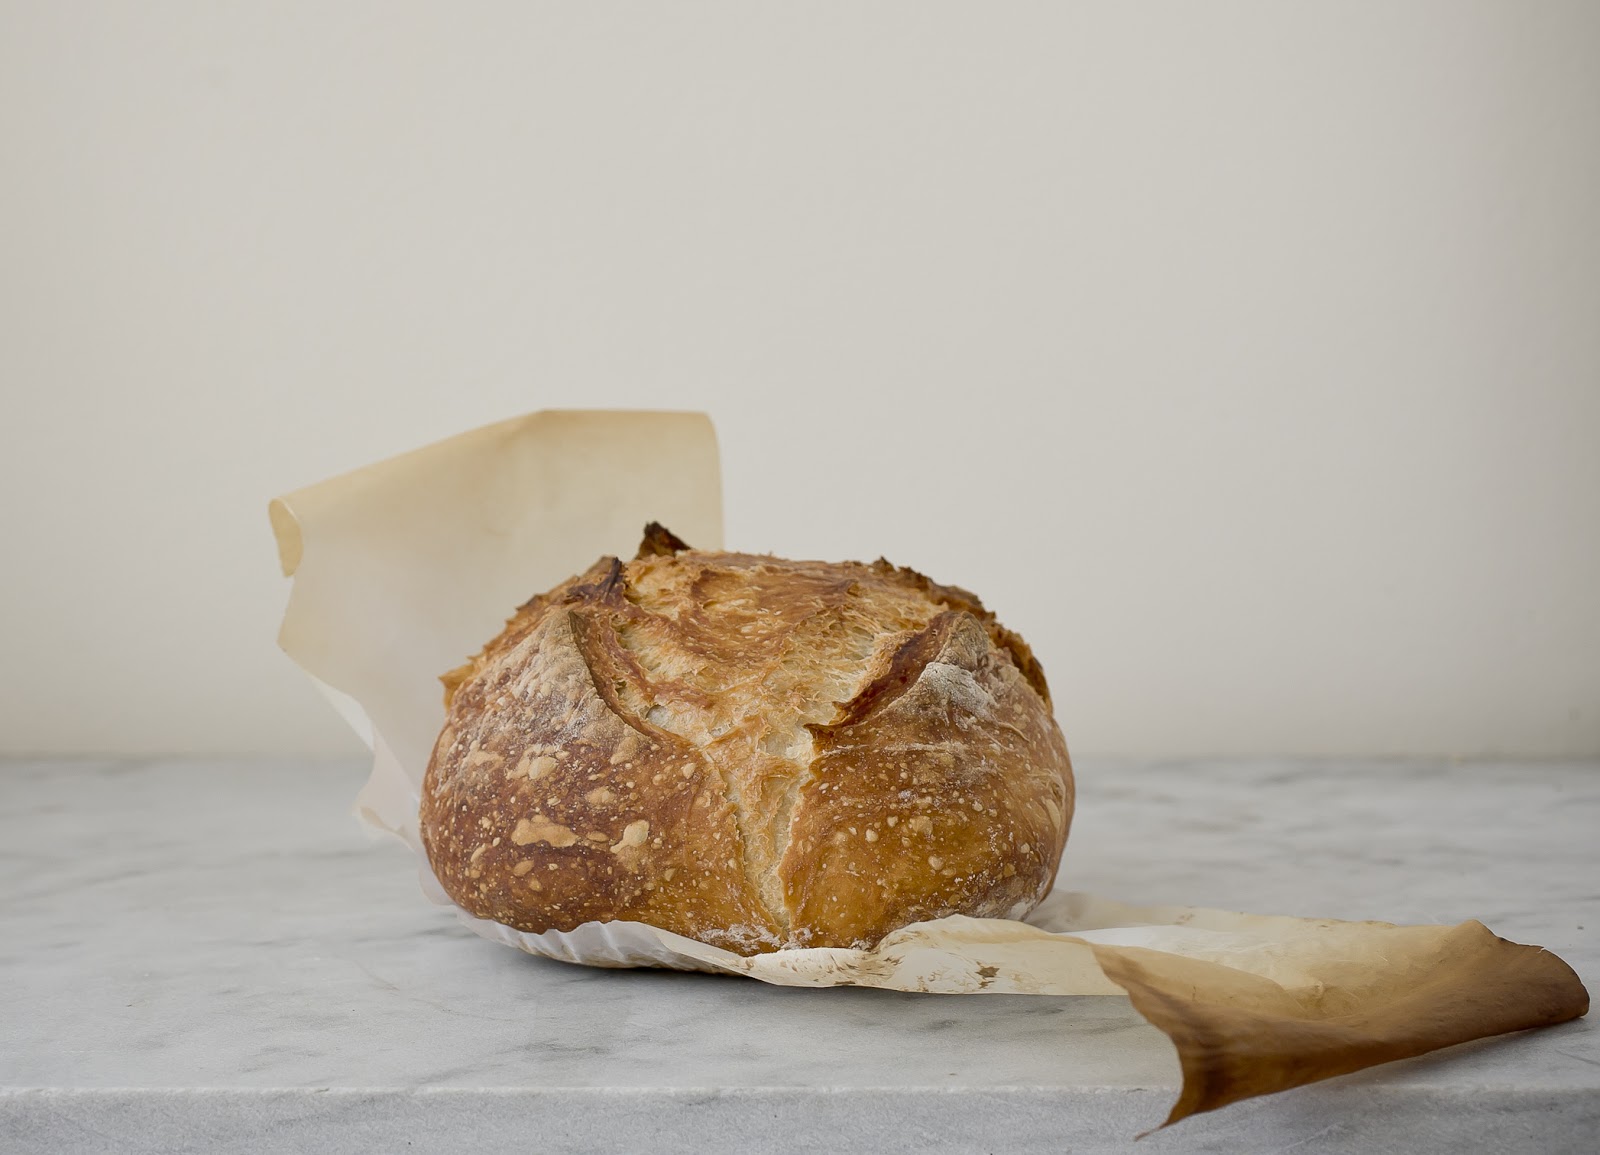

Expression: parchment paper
xmin=270 ymin=409 xmax=1588 ymax=1128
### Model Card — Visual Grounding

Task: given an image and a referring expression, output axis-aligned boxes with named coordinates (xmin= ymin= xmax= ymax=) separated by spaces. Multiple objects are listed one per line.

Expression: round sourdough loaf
xmin=420 ymin=524 xmax=1073 ymax=954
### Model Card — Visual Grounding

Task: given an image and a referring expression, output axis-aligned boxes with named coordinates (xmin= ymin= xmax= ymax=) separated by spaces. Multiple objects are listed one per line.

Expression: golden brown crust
xmin=420 ymin=527 xmax=1074 ymax=954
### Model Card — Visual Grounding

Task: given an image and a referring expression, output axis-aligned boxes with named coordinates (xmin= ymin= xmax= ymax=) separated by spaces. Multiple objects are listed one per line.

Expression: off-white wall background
xmin=2 ymin=2 xmax=1596 ymax=758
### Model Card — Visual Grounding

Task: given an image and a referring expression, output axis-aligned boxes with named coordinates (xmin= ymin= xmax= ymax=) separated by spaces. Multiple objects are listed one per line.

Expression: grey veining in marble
xmin=1 ymin=757 xmax=1595 ymax=1154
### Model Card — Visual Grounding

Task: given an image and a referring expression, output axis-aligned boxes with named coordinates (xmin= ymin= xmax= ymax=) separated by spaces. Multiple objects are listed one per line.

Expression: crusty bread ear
xmin=420 ymin=546 xmax=1073 ymax=954
xmin=635 ymin=521 xmax=690 ymax=558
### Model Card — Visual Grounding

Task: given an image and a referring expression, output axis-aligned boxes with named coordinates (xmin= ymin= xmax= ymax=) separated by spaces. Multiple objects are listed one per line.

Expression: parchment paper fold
xmin=269 ymin=409 xmax=1587 ymax=1128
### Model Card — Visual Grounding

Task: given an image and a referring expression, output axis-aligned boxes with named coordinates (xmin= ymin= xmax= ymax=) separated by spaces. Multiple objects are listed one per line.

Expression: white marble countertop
xmin=1 ymin=757 xmax=1594 ymax=1153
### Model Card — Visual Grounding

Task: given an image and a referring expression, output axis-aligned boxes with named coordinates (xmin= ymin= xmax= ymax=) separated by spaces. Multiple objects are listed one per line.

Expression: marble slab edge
xmin=3 ymin=1085 xmax=1597 ymax=1155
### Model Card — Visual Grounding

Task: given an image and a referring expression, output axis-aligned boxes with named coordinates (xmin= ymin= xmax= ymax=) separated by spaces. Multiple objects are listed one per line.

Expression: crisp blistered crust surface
xmin=420 ymin=528 xmax=1073 ymax=953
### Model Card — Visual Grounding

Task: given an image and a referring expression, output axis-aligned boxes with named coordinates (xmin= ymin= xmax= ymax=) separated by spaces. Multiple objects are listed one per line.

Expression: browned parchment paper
xmin=269 ymin=409 xmax=1588 ymax=1129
